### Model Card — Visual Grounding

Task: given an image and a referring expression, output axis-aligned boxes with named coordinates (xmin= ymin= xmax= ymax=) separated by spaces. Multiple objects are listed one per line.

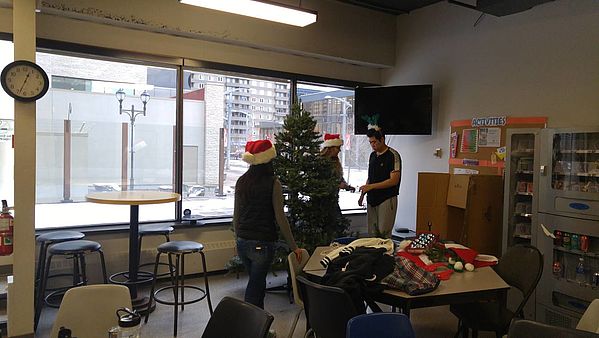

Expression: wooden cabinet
xmin=417 ymin=173 xmax=504 ymax=256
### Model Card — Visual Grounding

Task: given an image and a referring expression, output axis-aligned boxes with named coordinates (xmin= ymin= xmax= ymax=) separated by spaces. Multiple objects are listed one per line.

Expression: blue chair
xmin=346 ymin=313 xmax=415 ymax=338
xmin=331 ymin=236 xmax=357 ymax=245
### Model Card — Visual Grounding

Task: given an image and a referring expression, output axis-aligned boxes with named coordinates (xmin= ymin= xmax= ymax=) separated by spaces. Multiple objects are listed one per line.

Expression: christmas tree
xmin=273 ymin=103 xmax=349 ymax=252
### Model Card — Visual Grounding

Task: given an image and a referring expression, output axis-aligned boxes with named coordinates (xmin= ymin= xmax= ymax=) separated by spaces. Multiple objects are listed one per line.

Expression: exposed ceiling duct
xmin=473 ymin=0 xmax=555 ymax=16
xmin=339 ymin=0 xmax=555 ymax=17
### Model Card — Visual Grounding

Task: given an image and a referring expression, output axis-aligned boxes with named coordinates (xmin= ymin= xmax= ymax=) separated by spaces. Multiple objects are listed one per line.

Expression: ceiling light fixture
xmin=179 ymin=0 xmax=317 ymax=27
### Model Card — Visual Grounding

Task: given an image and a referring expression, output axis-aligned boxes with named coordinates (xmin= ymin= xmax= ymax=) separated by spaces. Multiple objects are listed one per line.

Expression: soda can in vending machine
xmin=571 ymin=234 xmax=580 ymax=251
xmin=563 ymin=232 xmax=571 ymax=250
xmin=554 ymin=230 xmax=563 ymax=246
xmin=580 ymin=235 xmax=589 ymax=253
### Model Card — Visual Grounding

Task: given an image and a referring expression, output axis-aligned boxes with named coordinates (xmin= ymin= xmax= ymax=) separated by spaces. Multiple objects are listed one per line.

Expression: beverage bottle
xmin=575 ymin=257 xmax=585 ymax=284
xmin=109 ymin=308 xmax=141 ymax=338
xmin=571 ymin=234 xmax=580 ymax=251
xmin=563 ymin=232 xmax=571 ymax=250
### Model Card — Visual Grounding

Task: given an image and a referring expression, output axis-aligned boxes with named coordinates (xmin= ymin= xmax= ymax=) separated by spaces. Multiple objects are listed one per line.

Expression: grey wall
xmin=383 ymin=0 xmax=599 ymax=229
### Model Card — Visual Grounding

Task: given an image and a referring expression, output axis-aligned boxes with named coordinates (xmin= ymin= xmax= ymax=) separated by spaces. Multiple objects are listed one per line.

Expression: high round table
xmin=86 ymin=191 xmax=181 ymax=311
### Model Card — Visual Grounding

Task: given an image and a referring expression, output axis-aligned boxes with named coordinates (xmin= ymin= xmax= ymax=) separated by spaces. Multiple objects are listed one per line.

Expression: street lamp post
xmin=116 ymin=88 xmax=150 ymax=190
xmin=325 ymin=96 xmax=352 ymax=168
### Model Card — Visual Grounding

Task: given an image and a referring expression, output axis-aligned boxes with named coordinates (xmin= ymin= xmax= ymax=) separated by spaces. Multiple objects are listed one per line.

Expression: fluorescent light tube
xmin=180 ymin=0 xmax=317 ymax=27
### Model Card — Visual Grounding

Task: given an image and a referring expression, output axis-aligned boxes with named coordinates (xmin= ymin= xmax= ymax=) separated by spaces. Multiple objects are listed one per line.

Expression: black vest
xmin=237 ymin=177 xmax=277 ymax=242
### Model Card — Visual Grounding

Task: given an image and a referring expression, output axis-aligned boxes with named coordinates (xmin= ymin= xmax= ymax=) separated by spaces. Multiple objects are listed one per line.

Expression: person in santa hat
xmin=319 ymin=133 xmax=355 ymax=239
xmin=233 ymin=139 xmax=303 ymax=309
xmin=320 ymin=133 xmax=356 ymax=193
xmin=358 ymin=125 xmax=402 ymax=238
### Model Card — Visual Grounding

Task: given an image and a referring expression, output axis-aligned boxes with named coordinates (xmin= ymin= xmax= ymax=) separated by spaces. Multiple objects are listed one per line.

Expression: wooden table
xmin=86 ymin=191 xmax=180 ymax=311
xmin=304 ymin=246 xmax=510 ymax=316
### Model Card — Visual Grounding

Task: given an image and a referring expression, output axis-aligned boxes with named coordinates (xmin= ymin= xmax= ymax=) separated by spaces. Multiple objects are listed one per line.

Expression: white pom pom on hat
xmin=242 ymin=139 xmax=276 ymax=165
xmin=322 ymin=133 xmax=343 ymax=148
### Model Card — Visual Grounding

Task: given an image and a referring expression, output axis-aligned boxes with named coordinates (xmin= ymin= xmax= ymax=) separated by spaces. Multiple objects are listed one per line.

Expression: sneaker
xmin=267 ymin=328 xmax=277 ymax=338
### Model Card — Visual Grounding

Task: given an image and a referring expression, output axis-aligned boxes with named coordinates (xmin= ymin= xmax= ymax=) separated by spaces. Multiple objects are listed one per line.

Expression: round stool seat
xmin=37 ymin=230 xmax=85 ymax=243
xmin=139 ymin=224 xmax=174 ymax=236
xmin=49 ymin=240 xmax=101 ymax=255
xmin=158 ymin=241 xmax=203 ymax=254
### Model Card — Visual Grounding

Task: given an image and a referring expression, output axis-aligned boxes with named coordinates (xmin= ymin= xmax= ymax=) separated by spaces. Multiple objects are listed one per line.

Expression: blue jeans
xmin=236 ymin=238 xmax=276 ymax=309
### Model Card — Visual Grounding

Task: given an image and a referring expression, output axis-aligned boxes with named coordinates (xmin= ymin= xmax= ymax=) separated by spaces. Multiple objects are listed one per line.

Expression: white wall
xmin=383 ymin=0 xmax=599 ymax=229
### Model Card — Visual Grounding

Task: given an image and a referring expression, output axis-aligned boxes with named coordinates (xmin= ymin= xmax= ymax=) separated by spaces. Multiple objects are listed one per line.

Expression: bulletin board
xmin=449 ymin=116 xmax=547 ymax=175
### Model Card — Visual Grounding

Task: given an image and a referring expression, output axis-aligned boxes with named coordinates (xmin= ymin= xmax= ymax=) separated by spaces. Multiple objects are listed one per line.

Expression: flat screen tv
xmin=354 ymin=84 xmax=432 ymax=135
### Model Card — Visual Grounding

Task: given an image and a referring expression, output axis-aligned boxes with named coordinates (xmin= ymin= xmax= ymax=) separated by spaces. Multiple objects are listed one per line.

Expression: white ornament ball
xmin=448 ymin=257 xmax=456 ymax=265
xmin=465 ymin=263 xmax=475 ymax=272
xmin=454 ymin=261 xmax=464 ymax=271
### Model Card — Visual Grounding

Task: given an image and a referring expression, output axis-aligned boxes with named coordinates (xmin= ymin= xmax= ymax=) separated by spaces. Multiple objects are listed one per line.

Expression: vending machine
xmin=536 ymin=128 xmax=599 ymax=328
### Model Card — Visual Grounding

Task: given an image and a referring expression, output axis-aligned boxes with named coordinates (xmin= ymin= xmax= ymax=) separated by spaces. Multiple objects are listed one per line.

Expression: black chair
xmin=296 ymin=275 xmax=361 ymax=338
xmin=346 ymin=312 xmax=415 ymax=338
xmin=201 ymin=296 xmax=274 ymax=338
xmin=450 ymin=245 xmax=543 ymax=338
xmin=144 ymin=240 xmax=213 ymax=337
xmin=508 ymin=319 xmax=599 ymax=338
xmin=35 ymin=239 xmax=108 ymax=330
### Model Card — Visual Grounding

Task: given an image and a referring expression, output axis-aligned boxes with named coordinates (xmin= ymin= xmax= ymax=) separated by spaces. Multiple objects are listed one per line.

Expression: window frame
xmin=1 ymin=34 xmax=376 ymax=229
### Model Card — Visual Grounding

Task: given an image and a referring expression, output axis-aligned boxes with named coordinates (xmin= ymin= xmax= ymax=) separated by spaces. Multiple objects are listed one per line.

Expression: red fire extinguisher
xmin=0 ymin=200 xmax=14 ymax=255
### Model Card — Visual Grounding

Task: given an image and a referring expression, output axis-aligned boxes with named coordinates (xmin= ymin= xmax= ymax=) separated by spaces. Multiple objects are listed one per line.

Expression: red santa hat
xmin=242 ymin=140 xmax=276 ymax=165
xmin=322 ymin=133 xmax=343 ymax=148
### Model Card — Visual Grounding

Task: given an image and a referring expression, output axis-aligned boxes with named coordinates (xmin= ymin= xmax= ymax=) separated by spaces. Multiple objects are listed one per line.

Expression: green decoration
xmin=360 ymin=113 xmax=380 ymax=128
xmin=273 ymin=102 xmax=349 ymax=253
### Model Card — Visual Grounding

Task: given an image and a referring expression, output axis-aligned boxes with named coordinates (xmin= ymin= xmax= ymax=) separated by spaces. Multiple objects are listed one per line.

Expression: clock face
xmin=1 ymin=60 xmax=49 ymax=102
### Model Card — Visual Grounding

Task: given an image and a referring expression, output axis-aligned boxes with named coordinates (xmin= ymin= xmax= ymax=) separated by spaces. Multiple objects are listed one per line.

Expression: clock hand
xmin=18 ymin=72 xmax=31 ymax=94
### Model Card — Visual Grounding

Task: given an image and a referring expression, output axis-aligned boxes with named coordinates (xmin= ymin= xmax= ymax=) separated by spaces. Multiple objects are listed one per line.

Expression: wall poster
xmin=460 ymin=128 xmax=478 ymax=153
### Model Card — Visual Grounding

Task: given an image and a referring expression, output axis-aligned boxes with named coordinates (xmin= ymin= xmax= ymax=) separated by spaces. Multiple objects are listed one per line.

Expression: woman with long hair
xmin=232 ymin=139 xmax=302 ymax=309
xmin=319 ymin=134 xmax=354 ymax=240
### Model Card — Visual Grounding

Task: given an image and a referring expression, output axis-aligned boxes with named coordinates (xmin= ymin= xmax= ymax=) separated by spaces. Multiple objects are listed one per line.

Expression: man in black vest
xmin=358 ymin=127 xmax=402 ymax=238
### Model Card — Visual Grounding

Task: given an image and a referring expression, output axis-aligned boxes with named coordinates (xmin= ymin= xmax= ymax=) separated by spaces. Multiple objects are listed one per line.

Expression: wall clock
xmin=1 ymin=60 xmax=49 ymax=102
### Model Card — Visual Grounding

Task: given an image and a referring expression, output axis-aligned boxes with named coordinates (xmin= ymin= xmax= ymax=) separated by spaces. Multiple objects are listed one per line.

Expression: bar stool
xmin=138 ymin=224 xmax=175 ymax=277
xmin=34 ymin=239 xmax=108 ymax=330
xmin=35 ymin=231 xmax=86 ymax=310
xmin=109 ymin=224 xmax=175 ymax=287
xmin=144 ymin=240 xmax=213 ymax=337
xmin=35 ymin=231 xmax=86 ymax=290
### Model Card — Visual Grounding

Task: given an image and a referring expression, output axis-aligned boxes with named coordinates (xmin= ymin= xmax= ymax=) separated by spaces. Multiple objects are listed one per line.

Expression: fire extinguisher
xmin=0 ymin=200 xmax=13 ymax=255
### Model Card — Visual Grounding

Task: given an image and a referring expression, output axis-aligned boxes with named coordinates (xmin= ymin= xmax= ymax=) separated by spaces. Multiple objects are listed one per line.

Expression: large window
xmin=297 ymin=83 xmax=371 ymax=211
xmin=35 ymin=53 xmax=176 ymax=228
xmin=180 ymin=69 xmax=291 ymax=218
xmin=2 ymin=43 xmax=366 ymax=229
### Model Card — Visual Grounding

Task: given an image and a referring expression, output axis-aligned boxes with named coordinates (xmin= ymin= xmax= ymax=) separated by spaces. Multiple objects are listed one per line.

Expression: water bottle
xmin=108 ymin=308 xmax=141 ymax=338
xmin=575 ymin=257 xmax=585 ymax=284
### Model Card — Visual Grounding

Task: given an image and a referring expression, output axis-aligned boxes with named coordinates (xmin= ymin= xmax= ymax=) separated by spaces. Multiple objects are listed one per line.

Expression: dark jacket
xmin=322 ymin=247 xmax=395 ymax=313
xmin=236 ymin=176 xmax=277 ymax=242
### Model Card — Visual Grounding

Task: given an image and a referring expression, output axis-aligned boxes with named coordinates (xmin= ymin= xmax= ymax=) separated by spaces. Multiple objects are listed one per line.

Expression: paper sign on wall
xmin=478 ymin=127 xmax=501 ymax=147
xmin=450 ymin=132 xmax=458 ymax=158
xmin=460 ymin=129 xmax=478 ymax=153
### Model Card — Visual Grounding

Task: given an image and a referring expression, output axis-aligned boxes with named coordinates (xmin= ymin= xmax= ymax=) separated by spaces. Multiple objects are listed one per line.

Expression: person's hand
xmin=359 ymin=184 xmax=373 ymax=194
xmin=358 ymin=194 xmax=364 ymax=207
xmin=293 ymin=248 xmax=303 ymax=262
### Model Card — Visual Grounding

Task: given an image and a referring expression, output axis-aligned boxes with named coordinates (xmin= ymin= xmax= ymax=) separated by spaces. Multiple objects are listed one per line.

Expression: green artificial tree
xmin=273 ymin=102 xmax=349 ymax=253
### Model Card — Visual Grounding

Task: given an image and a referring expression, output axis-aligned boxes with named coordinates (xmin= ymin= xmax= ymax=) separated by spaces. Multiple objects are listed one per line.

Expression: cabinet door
xmin=503 ymin=129 xmax=540 ymax=254
xmin=539 ymin=129 xmax=599 ymax=219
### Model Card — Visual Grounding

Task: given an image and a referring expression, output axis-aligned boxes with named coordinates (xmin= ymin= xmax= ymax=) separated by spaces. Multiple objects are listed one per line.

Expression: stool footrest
xmin=109 ymin=270 xmax=154 ymax=286
xmin=153 ymin=285 xmax=207 ymax=306
xmin=139 ymin=262 xmax=174 ymax=278
xmin=44 ymin=283 xmax=84 ymax=308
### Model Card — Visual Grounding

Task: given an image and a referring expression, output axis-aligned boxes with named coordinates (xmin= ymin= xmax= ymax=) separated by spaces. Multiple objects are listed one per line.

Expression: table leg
xmin=127 ymin=205 xmax=155 ymax=314
xmin=128 ymin=205 xmax=140 ymax=299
